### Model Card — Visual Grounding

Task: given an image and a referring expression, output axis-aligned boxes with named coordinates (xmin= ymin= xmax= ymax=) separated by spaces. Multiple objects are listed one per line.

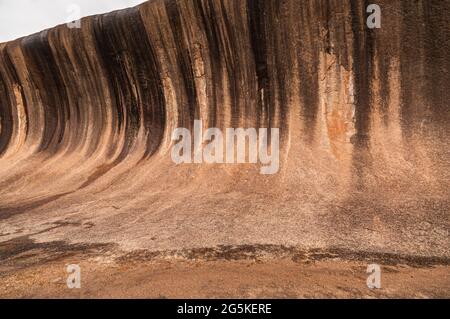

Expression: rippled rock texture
xmin=0 ymin=0 xmax=449 ymax=260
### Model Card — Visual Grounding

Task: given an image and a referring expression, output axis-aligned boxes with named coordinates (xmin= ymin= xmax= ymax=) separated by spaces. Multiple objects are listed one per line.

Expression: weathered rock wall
xmin=0 ymin=0 xmax=448 ymax=257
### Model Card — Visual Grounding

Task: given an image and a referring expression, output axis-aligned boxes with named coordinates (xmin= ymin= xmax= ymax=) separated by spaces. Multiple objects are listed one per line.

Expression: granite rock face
xmin=0 ymin=0 xmax=448 ymax=258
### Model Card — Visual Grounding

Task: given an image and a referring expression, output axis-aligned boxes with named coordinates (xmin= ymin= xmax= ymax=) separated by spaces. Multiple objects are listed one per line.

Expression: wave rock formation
xmin=0 ymin=0 xmax=449 ymax=259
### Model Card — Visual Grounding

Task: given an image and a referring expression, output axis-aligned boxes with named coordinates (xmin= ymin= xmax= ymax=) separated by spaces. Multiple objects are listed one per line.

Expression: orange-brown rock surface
xmin=0 ymin=0 xmax=449 ymax=278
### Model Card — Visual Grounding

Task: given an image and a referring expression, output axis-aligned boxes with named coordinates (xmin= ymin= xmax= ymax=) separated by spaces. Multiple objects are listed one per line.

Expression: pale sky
xmin=0 ymin=0 xmax=148 ymax=43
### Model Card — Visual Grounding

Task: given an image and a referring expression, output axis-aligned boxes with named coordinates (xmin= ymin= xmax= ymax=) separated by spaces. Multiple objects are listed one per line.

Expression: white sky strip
xmin=0 ymin=0 xmax=147 ymax=42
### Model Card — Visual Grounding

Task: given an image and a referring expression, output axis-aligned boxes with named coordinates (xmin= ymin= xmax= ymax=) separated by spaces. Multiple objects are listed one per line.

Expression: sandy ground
xmin=1 ymin=244 xmax=449 ymax=299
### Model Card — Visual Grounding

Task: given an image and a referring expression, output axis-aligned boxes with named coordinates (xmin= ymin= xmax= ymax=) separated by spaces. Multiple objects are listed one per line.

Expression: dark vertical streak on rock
xmin=350 ymin=0 xmax=375 ymax=189
xmin=298 ymin=1 xmax=320 ymax=142
xmin=219 ymin=0 xmax=241 ymax=127
xmin=49 ymin=29 xmax=84 ymax=155
xmin=0 ymin=64 xmax=13 ymax=155
xmin=399 ymin=0 xmax=431 ymax=141
xmin=271 ymin=0 xmax=289 ymax=137
xmin=399 ymin=0 xmax=420 ymax=141
xmin=0 ymin=47 xmax=27 ymax=156
xmin=247 ymin=0 xmax=269 ymax=128
xmin=196 ymin=0 xmax=222 ymax=128
xmin=422 ymin=0 xmax=450 ymax=130
xmin=165 ymin=0 xmax=198 ymax=130
xmin=350 ymin=0 xmax=373 ymax=149
xmin=93 ymin=11 xmax=141 ymax=162
xmin=122 ymin=11 xmax=166 ymax=158
xmin=21 ymin=33 xmax=69 ymax=153
xmin=376 ymin=44 xmax=391 ymax=126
